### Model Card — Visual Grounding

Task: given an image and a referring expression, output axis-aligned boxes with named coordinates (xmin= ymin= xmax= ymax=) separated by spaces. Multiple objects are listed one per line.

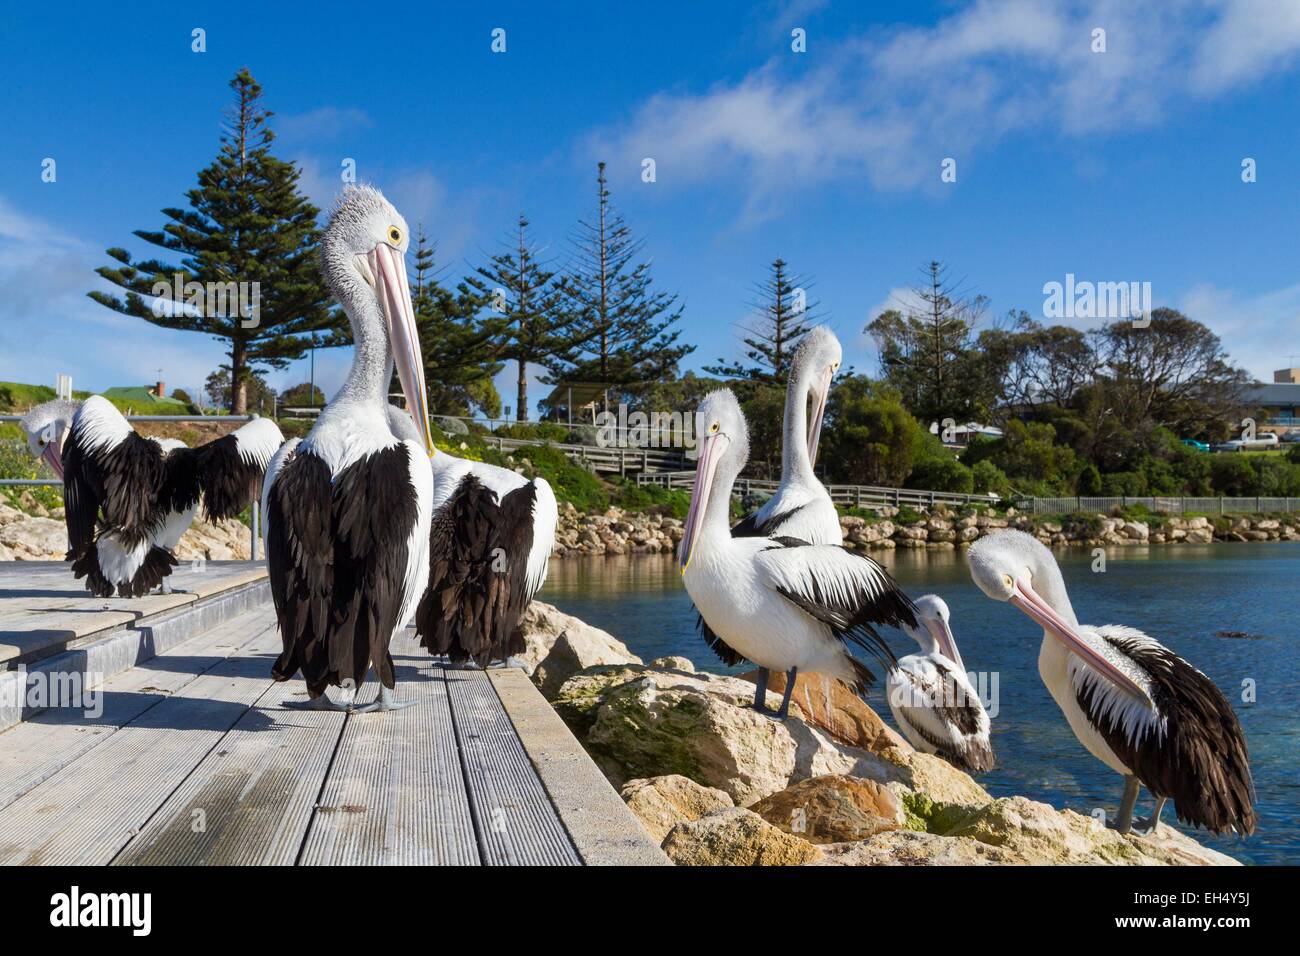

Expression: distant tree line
xmin=88 ymin=70 xmax=1287 ymax=498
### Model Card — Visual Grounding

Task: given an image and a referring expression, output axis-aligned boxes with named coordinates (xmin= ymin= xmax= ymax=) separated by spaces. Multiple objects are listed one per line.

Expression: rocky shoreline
xmin=549 ymin=500 xmax=1300 ymax=557
xmin=0 ymin=496 xmax=252 ymax=562
xmin=2 ymin=491 xmax=1294 ymax=563
xmin=518 ymin=600 xmax=1241 ymax=866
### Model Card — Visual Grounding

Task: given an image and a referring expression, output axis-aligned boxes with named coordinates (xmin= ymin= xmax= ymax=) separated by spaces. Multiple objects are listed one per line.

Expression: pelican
xmin=19 ymin=397 xmax=282 ymax=596
xmin=383 ymin=403 xmax=557 ymax=666
xmin=263 ymin=186 xmax=434 ymax=713
xmin=680 ymin=389 xmax=917 ymax=718
xmin=968 ymin=530 xmax=1256 ymax=835
xmin=886 ymin=594 xmax=994 ymax=772
xmin=731 ymin=326 xmax=842 ymax=545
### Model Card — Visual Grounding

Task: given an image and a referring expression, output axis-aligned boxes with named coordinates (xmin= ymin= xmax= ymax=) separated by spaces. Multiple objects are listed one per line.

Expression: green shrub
xmin=971 ymin=459 xmax=1010 ymax=495
xmin=908 ymin=454 xmax=974 ymax=494
xmin=1099 ymin=471 xmax=1147 ymax=496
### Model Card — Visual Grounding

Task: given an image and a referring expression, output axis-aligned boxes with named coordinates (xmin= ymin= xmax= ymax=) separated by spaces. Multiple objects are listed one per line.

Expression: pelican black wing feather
xmin=696 ymin=613 xmax=748 ymax=666
xmin=1077 ymin=632 xmax=1257 ymax=836
xmin=61 ymin=427 xmax=165 ymax=555
xmin=268 ymin=445 xmax=419 ymax=696
xmin=731 ymin=502 xmax=807 ymax=539
xmin=194 ymin=434 xmax=268 ymax=520
xmin=416 ymin=477 xmax=537 ymax=666
xmin=759 ymin=540 xmax=915 ymax=685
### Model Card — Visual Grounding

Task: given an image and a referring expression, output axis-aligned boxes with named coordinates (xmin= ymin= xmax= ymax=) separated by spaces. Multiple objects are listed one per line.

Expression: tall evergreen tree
xmin=468 ymin=215 xmax=576 ymax=422
xmin=409 ymin=228 xmax=503 ymax=418
xmin=705 ymin=258 xmax=822 ymax=386
xmin=88 ymin=69 xmax=337 ymax=413
xmin=866 ymin=260 xmax=989 ymax=424
xmin=546 ymin=163 xmax=692 ymax=392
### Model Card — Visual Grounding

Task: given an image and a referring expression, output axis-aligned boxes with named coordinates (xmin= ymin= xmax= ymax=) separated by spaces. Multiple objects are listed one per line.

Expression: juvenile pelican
xmin=968 ymin=530 xmax=1256 ymax=835
xmin=20 ymin=398 xmax=282 ymax=596
xmin=383 ymin=403 xmax=557 ymax=666
xmin=886 ymin=594 xmax=994 ymax=772
xmin=264 ymin=186 xmax=433 ymax=713
xmin=732 ymin=326 xmax=842 ymax=546
xmin=680 ymin=389 xmax=917 ymax=719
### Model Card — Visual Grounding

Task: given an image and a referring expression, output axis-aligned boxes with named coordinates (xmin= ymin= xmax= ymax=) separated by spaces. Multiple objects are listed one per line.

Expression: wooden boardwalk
xmin=0 ymin=563 xmax=666 ymax=866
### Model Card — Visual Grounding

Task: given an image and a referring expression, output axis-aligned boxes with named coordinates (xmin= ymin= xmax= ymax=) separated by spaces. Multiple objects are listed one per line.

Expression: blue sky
xmin=2 ymin=0 xmax=1299 ymax=415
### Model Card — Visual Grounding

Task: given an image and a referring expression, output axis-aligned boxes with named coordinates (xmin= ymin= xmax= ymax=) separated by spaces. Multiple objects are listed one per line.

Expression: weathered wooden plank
xmin=444 ymin=667 xmax=580 ymax=866
xmin=298 ymin=634 xmax=480 ymax=866
xmin=488 ymin=667 xmax=669 ymax=865
xmin=114 ymin=676 xmax=345 ymax=866
xmin=0 ymin=626 xmax=283 ymax=866
xmin=0 ymin=561 xmax=267 ymax=666
xmin=0 ymin=604 xmax=279 ymax=812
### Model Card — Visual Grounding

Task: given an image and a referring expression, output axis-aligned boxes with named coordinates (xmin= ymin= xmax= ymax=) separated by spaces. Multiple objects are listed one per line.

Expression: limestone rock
xmin=534 ymin=625 xmax=643 ymax=699
xmin=750 ymin=774 xmax=903 ymax=844
xmin=555 ymin=661 xmax=977 ymax=807
xmin=661 ymin=808 xmax=823 ymax=866
xmin=739 ymin=669 xmax=909 ymax=753
xmin=516 ymin=600 xmax=641 ymax=680
xmin=620 ymin=774 xmax=734 ymax=842
xmin=174 ymin=518 xmax=251 ymax=561
xmin=0 ymin=515 xmax=67 ymax=559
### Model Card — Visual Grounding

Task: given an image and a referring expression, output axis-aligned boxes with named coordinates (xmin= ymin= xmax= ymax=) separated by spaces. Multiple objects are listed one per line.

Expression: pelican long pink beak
xmin=680 ymin=431 xmax=728 ymax=574
xmin=1009 ymin=577 xmax=1153 ymax=706
xmin=807 ymin=366 xmax=833 ymax=465
xmin=370 ymin=242 xmax=433 ymax=454
xmin=926 ymin=616 xmax=966 ymax=674
xmin=40 ymin=440 xmax=65 ymax=481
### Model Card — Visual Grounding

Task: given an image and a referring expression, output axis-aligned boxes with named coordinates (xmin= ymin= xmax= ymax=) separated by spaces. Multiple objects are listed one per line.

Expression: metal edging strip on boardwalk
xmin=485 ymin=667 xmax=671 ymax=866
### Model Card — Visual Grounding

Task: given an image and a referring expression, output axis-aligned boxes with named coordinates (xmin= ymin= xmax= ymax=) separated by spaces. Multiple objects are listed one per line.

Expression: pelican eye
xmin=387 ymin=225 xmax=403 ymax=245
xmin=1002 ymin=574 xmax=1014 ymax=589
xmin=709 ymin=422 xmax=720 ymax=434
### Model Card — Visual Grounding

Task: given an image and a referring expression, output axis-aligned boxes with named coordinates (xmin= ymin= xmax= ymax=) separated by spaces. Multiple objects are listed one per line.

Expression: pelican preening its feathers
xmin=383 ymin=403 xmax=558 ymax=668
xmin=968 ymin=530 xmax=1256 ymax=836
xmin=731 ymin=326 xmax=843 ymax=546
xmin=886 ymin=594 xmax=995 ymax=773
xmin=680 ymin=388 xmax=917 ymax=719
xmin=20 ymin=397 xmax=282 ymax=597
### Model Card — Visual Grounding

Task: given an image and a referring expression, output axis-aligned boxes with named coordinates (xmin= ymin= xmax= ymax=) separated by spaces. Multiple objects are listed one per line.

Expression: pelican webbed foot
xmin=284 ymin=692 xmax=350 ymax=712
xmin=351 ymin=685 xmax=416 ymax=714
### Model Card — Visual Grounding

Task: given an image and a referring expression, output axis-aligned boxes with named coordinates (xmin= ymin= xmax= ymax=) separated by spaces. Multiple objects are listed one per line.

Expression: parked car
xmin=1283 ymin=431 xmax=1300 ymax=443
xmin=1180 ymin=438 xmax=1210 ymax=453
xmin=1215 ymin=433 xmax=1280 ymax=452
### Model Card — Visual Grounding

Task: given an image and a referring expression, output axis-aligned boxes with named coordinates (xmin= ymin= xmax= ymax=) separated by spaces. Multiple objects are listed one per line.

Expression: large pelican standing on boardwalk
xmin=886 ymin=594 xmax=994 ymax=772
xmin=732 ymin=326 xmax=842 ymax=545
xmin=680 ymin=389 xmax=917 ymax=718
xmin=19 ymin=397 xmax=282 ymax=596
xmin=968 ymin=530 xmax=1256 ymax=835
xmin=263 ymin=186 xmax=433 ymax=713
xmin=383 ymin=403 xmax=557 ymax=666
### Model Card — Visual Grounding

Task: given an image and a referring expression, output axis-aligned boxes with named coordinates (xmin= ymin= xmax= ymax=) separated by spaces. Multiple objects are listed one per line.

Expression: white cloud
xmin=277 ymin=106 xmax=372 ymax=142
xmin=1179 ymin=281 xmax=1300 ymax=382
xmin=590 ymin=0 xmax=1300 ymax=214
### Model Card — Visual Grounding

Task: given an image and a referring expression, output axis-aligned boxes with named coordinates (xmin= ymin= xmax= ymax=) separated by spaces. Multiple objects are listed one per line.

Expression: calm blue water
xmin=539 ymin=543 xmax=1300 ymax=865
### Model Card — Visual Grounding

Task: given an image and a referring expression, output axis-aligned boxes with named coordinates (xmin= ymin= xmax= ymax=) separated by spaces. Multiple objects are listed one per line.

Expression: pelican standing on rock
xmin=886 ymin=594 xmax=994 ymax=772
xmin=680 ymin=389 xmax=917 ymax=718
xmin=968 ymin=530 xmax=1256 ymax=835
xmin=732 ymin=326 xmax=842 ymax=545
xmin=383 ymin=403 xmax=557 ymax=667
xmin=19 ymin=397 xmax=282 ymax=596
xmin=264 ymin=186 xmax=433 ymax=713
